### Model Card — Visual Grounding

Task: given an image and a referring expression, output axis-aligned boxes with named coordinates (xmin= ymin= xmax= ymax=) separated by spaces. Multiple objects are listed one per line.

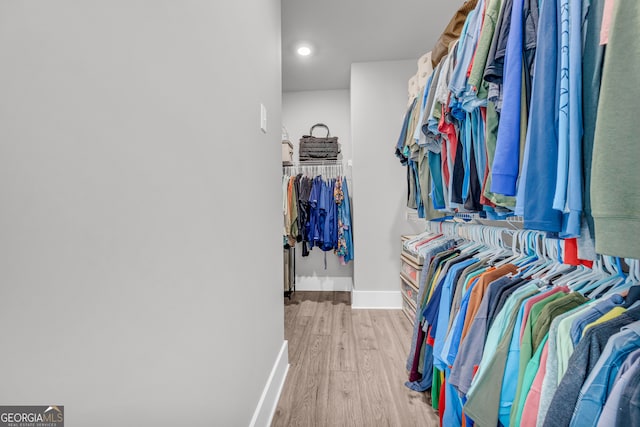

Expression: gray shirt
xmin=542 ymin=307 xmax=640 ymax=427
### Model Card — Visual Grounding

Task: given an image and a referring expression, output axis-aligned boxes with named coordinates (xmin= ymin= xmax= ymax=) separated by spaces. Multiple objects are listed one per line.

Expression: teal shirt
xmin=514 ymin=335 xmax=550 ymax=425
xmin=510 ymin=292 xmax=566 ymax=426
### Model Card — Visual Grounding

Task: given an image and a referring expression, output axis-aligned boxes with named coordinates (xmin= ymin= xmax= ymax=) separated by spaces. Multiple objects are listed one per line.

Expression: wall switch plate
xmin=260 ymin=103 xmax=267 ymax=133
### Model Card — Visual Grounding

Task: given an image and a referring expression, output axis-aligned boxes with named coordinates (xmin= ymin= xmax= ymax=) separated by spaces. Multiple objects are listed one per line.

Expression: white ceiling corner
xmin=281 ymin=0 xmax=464 ymax=92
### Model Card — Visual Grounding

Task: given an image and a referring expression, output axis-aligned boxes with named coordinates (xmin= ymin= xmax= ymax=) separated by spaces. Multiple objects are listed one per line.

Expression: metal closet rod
xmin=283 ymin=162 xmax=346 ymax=178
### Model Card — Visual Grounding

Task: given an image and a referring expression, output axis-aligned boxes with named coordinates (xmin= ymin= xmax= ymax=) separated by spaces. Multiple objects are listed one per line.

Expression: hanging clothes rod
xmin=283 ymin=162 xmax=346 ymax=179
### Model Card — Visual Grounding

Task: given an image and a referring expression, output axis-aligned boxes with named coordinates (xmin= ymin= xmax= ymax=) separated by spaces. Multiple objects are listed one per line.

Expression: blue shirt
xmin=433 ymin=258 xmax=478 ymax=370
xmin=340 ymin=177 xmax=354 ymax=263
xmin=499 ymin=292 xmax=536 ymax=426
xmin=490 ymin=0 xmax=524 ymax=196
xmin=522 ymin=0 xmax=562 ymax=232
xmin=570 ymin=320 xmax=640 ymax=427
xmin=596 ymin=348 xmax=640 ymax=427
xmin=570 ymin=294 xmax=625 ymax=345
xmin=449 ymin=1 xmax=485 ymax=98
xmin=554 ymin=0 xmax=584 ymax=238
xmin=561 ymin=0 xmax=584 ymax=238
xmin=443 ymin=284 xmax=476 ymax=366
xmin=554 ymin=0 xmax=570 ymax=218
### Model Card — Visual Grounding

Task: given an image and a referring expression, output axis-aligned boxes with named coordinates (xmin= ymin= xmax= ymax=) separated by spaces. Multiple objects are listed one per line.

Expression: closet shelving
xmin=401 ymin=235 xmax=422 ymax=326
xmin=282 ymin=159 xmax=353 ymax=299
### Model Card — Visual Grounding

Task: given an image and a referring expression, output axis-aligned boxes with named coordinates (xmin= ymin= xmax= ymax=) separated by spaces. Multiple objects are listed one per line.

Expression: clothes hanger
xmin=517 ymin=232 xmax=547 ymax=277
xmin=579 ymin=256 xmax=624 ymax=296
xmin=495 ymin=229 xmax=525 ymax=267
xmin=535 ymin=239 xmax=573 ymax=282
xmin=554 ymin=265 xmax=591 ymax=287
xmin=487 ymin=228 xmax=513 ymax=264
xmin=601 ymin=258 xmax=638 ymax=299
xmin=568 ymin=255 xmax=605 ymax=291
xmin=524 ymin=233 xmax=556 ymax=277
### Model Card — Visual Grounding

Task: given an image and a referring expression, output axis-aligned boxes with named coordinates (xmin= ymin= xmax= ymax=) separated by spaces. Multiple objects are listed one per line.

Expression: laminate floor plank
xmin=328 ymin=299 xmax=357 ymax=372
xmin=272 ymin=291 xmax=438 ymax=427
xmin=310 ymin=292 xmax=334 ymax=336
xmin=326 ymin=371 xmax=364 ymax=427
xmin=354 ymin=310 xmax=403 ymax=425
xmin=286 ymin=315 xmax=313 ymax=367
xmin=370 ymin=310 xmax=438 ymax=424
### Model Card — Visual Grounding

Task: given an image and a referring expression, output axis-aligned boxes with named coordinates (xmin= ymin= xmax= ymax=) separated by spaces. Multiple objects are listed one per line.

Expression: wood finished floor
xmin=272 ymin=291 xmax=439 ymax=427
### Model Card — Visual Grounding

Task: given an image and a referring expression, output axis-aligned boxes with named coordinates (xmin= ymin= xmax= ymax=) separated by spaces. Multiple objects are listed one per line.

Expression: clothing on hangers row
xmin=405 ymin=221 xmax=640 ymax=427
xmin=282 ymin=171 xmax=353 ymax=264
xmin=395 ymin=0 xmax=640 ymax=260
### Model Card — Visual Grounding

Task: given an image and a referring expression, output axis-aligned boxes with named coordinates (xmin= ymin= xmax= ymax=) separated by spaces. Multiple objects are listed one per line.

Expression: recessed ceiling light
xmin=297 ymin=45 xmax=312 ymax=56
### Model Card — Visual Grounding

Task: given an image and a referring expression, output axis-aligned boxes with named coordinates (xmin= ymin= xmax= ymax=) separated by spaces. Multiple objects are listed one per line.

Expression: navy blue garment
xmin=321 ymin=179 xmax=338 ymax=251
xmin=307 ymin=176 xmax=323 ymax=248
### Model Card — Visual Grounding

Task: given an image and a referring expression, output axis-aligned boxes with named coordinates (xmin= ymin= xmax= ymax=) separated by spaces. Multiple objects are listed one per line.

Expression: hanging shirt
xmin=484 ymin=0 xmax=514 ymax=85
xmin=520 ymin=340 xmax=549 ymax=427
xmin=542 ymin=306 xmax=640 ymax=427
xmin=514 ymin=335 xmax=549 ymax=426
xmin=449 ymin=0 xmax=485 ymax=98
xmin=433 ymin=258 xmax=479 ymax=371
xmin=450 ymin=276 xmax=520 ymax=396
xmin=490 ymin=0 xmax=524 ymax=196
xmin=463 ymin=285 xmax=539 ymax=427
xmin=570 ymin=321 xmax=640 ymax=427
xmin=591 ymin=0 xmax=640 ymax=259
xmin=537 ymin=305 xmax=589 ymax=427
xmin=570 ymin=294 xmax=625 ymax=345
xmin=522 ymin=0 xmax=562 ymax=232
xmin=596 ymin=349 xmax=640 ymax=427
xmin=581 ymin=0 xmax=607 ymax=236
xmin=395 ymin=98 xmax=418 ymax=165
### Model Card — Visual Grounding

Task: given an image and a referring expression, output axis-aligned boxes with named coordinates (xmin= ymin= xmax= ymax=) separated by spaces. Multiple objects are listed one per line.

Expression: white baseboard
xmin=352 ymin=290 xmax=402 ymax=309
xmin=294 ymin=276 xmax=353 ymax=292
xmin=249 ymin=340 xmax=289 ymax=427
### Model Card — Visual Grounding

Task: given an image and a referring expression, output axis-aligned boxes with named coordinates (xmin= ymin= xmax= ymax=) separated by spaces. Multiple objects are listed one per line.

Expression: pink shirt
xmin=600 ymin=0 xmax=616 ymax=45
xmin=520 ymin=342 xmax=549 ymax=427
xmin=520 ymin=286 xmax=569 ymax=341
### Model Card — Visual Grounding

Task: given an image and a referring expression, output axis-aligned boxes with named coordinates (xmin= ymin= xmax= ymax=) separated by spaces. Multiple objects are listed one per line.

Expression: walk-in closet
xmin=1 ymin=0 xmax=638 ymax=425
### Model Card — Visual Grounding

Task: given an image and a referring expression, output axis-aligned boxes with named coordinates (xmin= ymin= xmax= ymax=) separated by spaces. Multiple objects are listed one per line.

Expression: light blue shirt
xmin=433 ymin=258 xmax=478 ymax=370
xmin=570 ymin=320 xmax=640 ymax=427
xmin=554 ymin=0 xmax=570 ymax=216
xmin=449 ymin=0 xmax=485 ymax=98
xmin=553 ymin=0 xmax=583 ymax=238
xmin=560 ymin=0 xmax=584 ymax=238
xmin=570 ymin=294 xmax=625 ymax=345
xmin=499 ymin=293 xmax=538 ymax=426
xmin=596 ymin=349 xmax=640 ymax=427
xmin=468 ymin=283 xmax=539 ymax=395
xmin=441 ymin=279 xmax=475 ymax=367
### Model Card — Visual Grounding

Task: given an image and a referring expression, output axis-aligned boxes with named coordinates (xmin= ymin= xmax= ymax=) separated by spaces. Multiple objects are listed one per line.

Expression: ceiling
xmin=281 ymin=0 xmax=463 ymax=92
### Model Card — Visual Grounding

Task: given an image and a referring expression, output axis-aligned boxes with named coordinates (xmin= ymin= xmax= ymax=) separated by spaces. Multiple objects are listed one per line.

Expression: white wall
xmin=351 ymin=61 xmax=426 ymax=307
xmin=282 ymin=90 xmax=353 ymax=291
xmin=0 ymin=2 xmax=284 ymax=426
xmin=283 ymin=90 xmax=352 ymax=165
